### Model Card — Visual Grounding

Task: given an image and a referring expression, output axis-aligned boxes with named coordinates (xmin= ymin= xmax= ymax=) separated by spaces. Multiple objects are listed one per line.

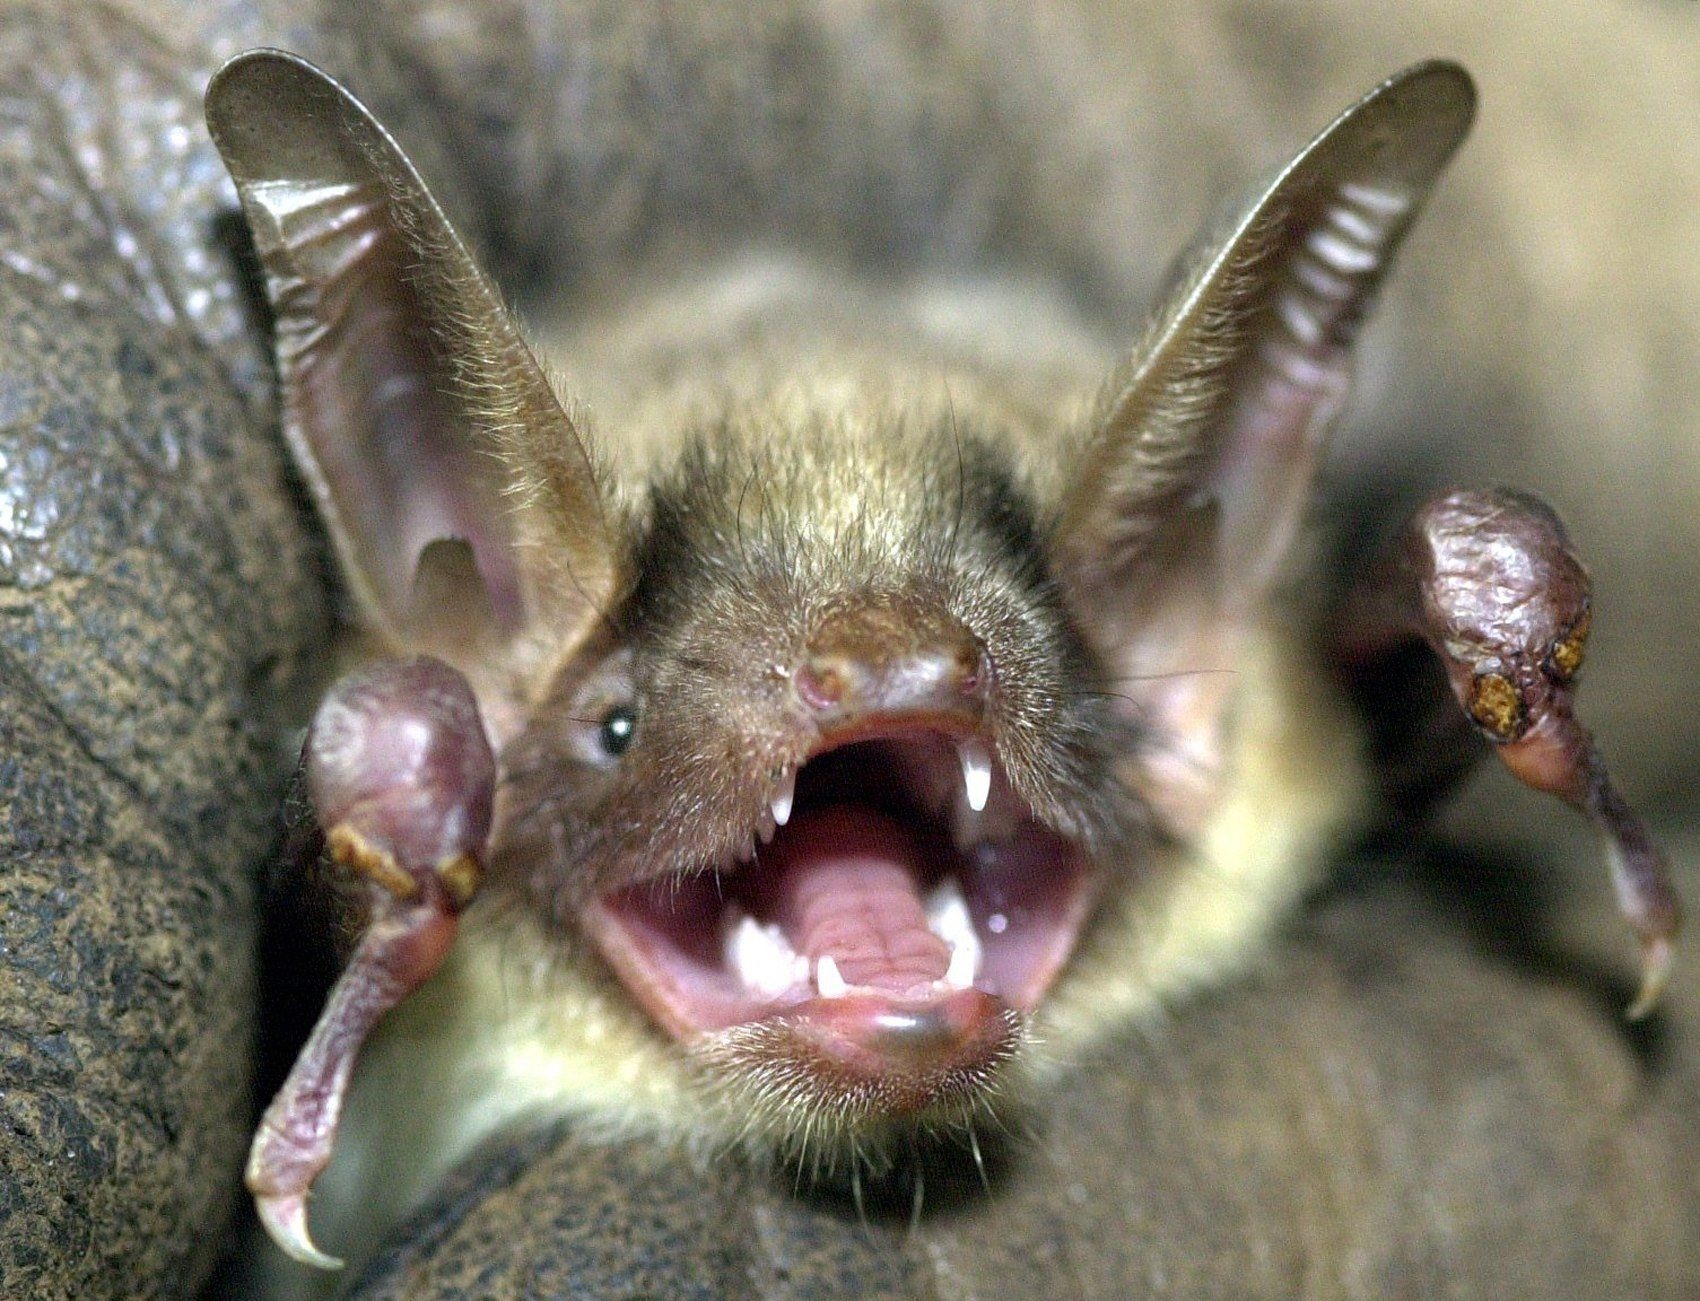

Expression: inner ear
xmin=206 ymin=49 xmax=613 ymax=650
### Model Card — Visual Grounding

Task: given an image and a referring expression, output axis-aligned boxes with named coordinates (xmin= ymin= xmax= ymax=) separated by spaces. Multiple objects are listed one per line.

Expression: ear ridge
xmin=206 ymin=49 xmax=614 ymax=648
xmin=1057 ymin=60 xmax=1475 ymax=604
xmin=1051 ymin=60 xmax=1475 ymax=830
xmin=1059 ymin=207 xmax=1282 ymax=589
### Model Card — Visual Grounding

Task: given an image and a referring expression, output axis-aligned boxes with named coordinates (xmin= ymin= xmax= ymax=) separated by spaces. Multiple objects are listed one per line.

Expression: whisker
xmin=1100 ymin=667 xmax=1240 ymax=684
xmin=968 ymin=1123 xmax=990 ymax=1196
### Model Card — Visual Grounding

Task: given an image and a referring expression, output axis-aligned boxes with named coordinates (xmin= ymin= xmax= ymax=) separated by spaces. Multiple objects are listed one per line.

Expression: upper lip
xmin=730 ymin=711 xmax=1009 ymax=871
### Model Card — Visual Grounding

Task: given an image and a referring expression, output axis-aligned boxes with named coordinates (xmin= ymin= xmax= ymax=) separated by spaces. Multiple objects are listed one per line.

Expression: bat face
xmin=206 ymin=47 xmax=1483 ymax=1269
xmin=498 ymin=408 xmax=1139 ymax=1136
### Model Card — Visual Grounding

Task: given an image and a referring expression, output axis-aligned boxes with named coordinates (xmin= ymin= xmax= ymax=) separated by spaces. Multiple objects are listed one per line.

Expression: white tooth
xmin=927 ymin=879 xmax=982 ymax=990
xmin=960 ymin=738 xmax=992 ymax=813
xmin=757 ymin=810 xmax=777 ymax=844
xmin=815 ymin=953 xmax=849 ymax=999
xmin=926 ymin=879 xmax=973 ymax=945
xmin=944 ymin=933 xmax=980 ymax=990
xmin=771 ymin=771 xmax=795 ymax=828
xmin=727 ymin=916 xmax=800 ymax=1000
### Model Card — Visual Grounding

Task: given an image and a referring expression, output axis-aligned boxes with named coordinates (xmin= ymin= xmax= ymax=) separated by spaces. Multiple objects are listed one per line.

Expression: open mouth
xmin=583 ymin=722 xmax=1095 ymax=1097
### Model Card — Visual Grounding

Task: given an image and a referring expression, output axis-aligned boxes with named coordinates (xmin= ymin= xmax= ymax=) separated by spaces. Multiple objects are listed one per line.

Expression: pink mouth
xmin=583 ymin=727 xmax=1095 ymax=1107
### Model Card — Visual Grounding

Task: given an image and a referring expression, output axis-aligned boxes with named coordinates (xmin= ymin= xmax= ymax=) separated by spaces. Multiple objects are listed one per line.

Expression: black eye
xmin=598 ymin=703 xmax=637 ymax=757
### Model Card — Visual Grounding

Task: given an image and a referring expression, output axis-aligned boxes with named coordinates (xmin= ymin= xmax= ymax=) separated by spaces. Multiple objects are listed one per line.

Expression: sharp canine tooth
xmin=927 ymin=879 xmax=982 ymax=990
xmin=960 ymin=738 xmax=992 ymax=813
xmin=727 ymin=915 xmax=800 ymax=999
xmin=771 ymin=771 xmax=795 ymax=828
xmin=926 ymin=879 xmax=973 ymax=944
xmin=945 ymin=935 xmax=979 ymax=990
xmin=815 ymin=954 xmax=848 ymax=999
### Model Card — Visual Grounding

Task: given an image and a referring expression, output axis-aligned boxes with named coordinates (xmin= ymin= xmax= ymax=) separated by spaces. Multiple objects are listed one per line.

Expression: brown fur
xmin=1 ymin=2 xmax=1694 ymax=1296
xmin=208 ymin=8 xmax=1693 ymax=1293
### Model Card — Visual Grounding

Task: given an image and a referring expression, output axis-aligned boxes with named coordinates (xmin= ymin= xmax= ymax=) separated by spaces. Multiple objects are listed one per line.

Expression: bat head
xmin=499 ymin=415 xmax=1141 ymax=1140
xmin=208 ymin=49 xmax=1473 ymax=1152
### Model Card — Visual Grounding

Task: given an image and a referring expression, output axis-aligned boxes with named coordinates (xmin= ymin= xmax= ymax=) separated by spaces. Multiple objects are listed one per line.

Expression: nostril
xmin=796 ymin=658 xmax=850 ymax=712
xmin=795 ymin=642 xmax=991 ymax=718
xmin=955 ymin=645 xmax=990 ymax=697
xmin=797 ymin=605 xmax=990 ymax=720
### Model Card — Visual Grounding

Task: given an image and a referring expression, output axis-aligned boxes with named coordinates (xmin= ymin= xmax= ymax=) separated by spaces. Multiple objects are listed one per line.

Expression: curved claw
xmin=249 ymin=656 xmax=496 ymax=1267
xmin=1337 ymin=488 xmax=1681 ymax=1016
xmin=256 ymin=1191 xmax=345 ymax=1271
xmin=1628 ymin=934 xmax=1674 ymax=1022
xmin=1496 ymin=703 xmax=1682 ymax=1018
xmin=1594 ymin=779 xmax=1682 ymax=1019
xmin=246 ymin=883 xmax=462 ymax=1267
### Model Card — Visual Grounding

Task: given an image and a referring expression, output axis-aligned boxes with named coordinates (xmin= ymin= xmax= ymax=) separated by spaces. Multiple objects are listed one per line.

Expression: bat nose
xmin=795 ymin=603 xmax=989 ymax=724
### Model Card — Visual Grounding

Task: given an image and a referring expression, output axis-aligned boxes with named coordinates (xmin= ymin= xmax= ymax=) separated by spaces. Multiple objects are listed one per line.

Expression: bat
xmin=201 ymin=46 xmax=1678 ymax=1280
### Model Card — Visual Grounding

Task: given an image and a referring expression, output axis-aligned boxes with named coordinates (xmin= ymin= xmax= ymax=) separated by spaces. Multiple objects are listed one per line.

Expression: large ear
xmin=1053 ymin=61 xmax=1475 ymax=828
xmin=205 ymin=50 xmax=613 ymax=653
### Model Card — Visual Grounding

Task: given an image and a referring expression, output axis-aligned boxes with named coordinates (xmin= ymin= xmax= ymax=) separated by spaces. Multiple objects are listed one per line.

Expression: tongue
xmin=756 ymin=805 xmax=950 ymax=993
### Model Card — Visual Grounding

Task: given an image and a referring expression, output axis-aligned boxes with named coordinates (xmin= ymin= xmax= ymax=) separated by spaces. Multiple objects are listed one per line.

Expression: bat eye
xmin=599 ymin=704 xmax=638 ymax=757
